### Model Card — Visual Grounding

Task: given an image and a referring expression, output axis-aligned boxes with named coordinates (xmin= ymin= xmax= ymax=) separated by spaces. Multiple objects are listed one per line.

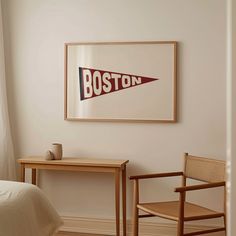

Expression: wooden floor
xmin=57 ymin=232 xmax=108 ymax=236
xmin=56 ymin=230 xmax=224 ymax=236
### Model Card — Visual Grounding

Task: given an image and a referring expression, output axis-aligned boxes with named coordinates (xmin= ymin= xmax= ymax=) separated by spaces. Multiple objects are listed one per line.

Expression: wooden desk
xmin=18 ymin=157 xmax=129 ymax=236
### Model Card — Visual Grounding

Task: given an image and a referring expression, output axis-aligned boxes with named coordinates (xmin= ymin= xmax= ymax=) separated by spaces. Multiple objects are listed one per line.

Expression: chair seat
xmin=137 ymin=201 xmax=224 ymax=221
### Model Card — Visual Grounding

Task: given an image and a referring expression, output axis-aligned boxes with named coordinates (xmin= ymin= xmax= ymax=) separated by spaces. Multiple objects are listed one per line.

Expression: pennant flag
xmin=79 ymin=67 xmax=159 ymax=101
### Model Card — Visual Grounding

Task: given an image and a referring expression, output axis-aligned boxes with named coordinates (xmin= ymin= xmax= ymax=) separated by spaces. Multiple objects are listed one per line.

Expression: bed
xmin=0 ymin=180 xmax=63 ymax=236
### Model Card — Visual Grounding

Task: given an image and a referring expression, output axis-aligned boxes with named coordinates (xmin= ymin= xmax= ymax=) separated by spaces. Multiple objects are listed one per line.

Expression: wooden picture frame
xmin=64 ymin=41 xmax=177 ymax=122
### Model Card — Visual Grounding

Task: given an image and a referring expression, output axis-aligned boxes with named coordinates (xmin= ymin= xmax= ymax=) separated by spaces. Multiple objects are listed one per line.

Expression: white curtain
xmin=0 ymin=1 xmax=16 ymax=180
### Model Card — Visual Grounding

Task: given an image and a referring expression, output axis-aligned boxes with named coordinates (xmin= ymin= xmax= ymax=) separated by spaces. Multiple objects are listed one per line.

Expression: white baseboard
xmin=60 ymin=216 xmax=225 ymax=236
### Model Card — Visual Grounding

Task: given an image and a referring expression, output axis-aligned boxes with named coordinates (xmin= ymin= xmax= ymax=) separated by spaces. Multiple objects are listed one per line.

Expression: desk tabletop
xmin=18 ymin=156 xmax=129 ymax=168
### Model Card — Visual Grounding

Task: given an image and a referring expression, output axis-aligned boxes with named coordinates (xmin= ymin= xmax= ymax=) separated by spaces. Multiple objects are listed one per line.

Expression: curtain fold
xmin=0 ymin=0 xmax=16 ymax=180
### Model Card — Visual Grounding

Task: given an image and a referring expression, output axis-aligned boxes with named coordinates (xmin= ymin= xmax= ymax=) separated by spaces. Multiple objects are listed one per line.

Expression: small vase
xmin=51 ymin=143 xmax=63 ymax=160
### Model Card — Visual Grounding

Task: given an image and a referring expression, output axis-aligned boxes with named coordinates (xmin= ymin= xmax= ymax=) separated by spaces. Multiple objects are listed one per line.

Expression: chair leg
xmin=132 ymin=179 xmax=139 ymax=236
xmin=177 ymin=192 xmax=185 ymax=236
xmin=223 ymin=215 xmax=227 ymax=235
xmin=132 ymin=206 xmax=139 ymax=236
xmin=177 ymin=219 xmax=184 ymax=236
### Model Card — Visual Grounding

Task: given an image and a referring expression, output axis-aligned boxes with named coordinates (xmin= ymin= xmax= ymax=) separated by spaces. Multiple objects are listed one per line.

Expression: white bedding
xmin=0 ymin=181 xmax=62 ymax=236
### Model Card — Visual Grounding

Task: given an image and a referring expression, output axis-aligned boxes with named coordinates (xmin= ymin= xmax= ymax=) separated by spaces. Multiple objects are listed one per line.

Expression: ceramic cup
xmin=51 ymin=143 xmax=63 ymax=160
xmin=45 ymin=150 xmax=54 ymax=160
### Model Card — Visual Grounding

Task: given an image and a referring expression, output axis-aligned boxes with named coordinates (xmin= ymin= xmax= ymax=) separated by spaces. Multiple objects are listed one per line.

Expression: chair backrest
xmin=184 ymin=153 xmax=226 ymax=183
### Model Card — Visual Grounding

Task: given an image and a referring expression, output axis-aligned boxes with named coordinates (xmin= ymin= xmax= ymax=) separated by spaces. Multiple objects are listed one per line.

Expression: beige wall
xmin=2 ymin=0 xmax=226 ymax=222
xmin=232 ymin=0 xmax=236 ymax=233
xmin=227 ymin=0 xmax=236 ymax=235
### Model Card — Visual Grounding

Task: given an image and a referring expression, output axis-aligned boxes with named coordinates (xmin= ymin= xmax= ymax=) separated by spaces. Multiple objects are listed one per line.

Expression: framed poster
xmin=64 ymin=41 xmax=177 ymax=122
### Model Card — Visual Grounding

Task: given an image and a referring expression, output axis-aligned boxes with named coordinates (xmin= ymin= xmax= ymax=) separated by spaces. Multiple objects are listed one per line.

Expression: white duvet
xmin=0 ymin=181 xmax=62 ymax=236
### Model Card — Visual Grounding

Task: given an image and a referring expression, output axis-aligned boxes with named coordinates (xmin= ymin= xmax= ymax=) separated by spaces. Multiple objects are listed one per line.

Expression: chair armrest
xmin=129 ymin=171 xmax=183 ymax=180
xmin=175 ymin=181 xmax=225 ymax=192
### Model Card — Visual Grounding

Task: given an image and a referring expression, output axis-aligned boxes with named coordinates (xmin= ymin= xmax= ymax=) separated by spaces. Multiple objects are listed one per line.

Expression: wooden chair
xmin=130 ymin=153 xmax=226 ymax=236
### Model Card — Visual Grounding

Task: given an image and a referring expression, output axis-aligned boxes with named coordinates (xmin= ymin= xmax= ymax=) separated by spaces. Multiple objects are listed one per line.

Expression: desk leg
xmin=115 ymin=168 xmax=120 ymax=236
xmin=32 ymin=169 xmax=36 ymax=185
xmin=20 ymin=164 xmax=25 ymax=182
xmin=122 ymin=165 xmax=127 ymax=236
